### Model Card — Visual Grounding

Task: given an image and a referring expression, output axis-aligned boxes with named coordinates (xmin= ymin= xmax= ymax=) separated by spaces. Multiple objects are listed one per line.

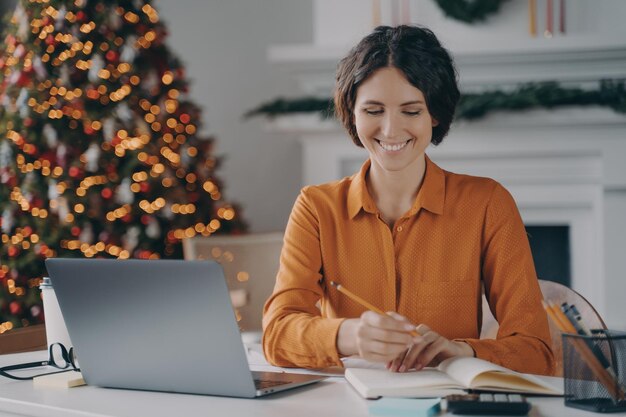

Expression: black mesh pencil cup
xmin=563 ymin=330 xmax=626 ymax=413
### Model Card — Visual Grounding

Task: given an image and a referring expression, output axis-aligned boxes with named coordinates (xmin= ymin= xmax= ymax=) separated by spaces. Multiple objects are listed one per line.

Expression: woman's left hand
xmin=388 ymin=324 xmax=474 ymax=372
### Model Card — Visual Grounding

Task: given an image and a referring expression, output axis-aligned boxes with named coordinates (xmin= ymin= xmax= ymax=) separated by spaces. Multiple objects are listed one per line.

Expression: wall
xmin=154 ymin=0 xmax=313 ymax=232
xmin=267 ymin=0 xmax=626 ymax=329
xmin=155 ymin=1 xmax=626 ymax=327
xmin=314 ymin=0 xmax=626 ymax=47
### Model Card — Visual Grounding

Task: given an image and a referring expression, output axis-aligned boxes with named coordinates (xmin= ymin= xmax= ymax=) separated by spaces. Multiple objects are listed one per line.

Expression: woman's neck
xmin=366 ymin=156 xmax=427 ymax=223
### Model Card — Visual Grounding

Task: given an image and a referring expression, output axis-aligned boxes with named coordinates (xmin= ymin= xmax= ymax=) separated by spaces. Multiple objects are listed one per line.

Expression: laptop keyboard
xmin=254 ymin=379 xmax=292 ymax=390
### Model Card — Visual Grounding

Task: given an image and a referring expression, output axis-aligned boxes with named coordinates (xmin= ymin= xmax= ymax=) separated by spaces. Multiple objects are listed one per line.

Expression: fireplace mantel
xmin=268 ymin=36 xmax=626 ymax=93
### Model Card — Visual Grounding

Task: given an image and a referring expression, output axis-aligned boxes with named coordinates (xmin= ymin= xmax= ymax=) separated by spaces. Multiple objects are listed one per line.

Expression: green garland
xmin=433 ymin=0 xmax=510 ymax=24
xmin=244 ymin=80 xmax=626 ymax=122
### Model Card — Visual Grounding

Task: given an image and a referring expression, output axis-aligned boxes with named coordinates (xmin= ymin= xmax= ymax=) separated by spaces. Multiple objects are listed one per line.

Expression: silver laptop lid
xmin=45 ymin=258 xmax=258 ymax=397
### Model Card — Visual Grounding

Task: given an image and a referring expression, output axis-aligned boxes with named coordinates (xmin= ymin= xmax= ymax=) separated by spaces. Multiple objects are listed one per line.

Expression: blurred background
xmin=1 ymin=0 xmax=625 ymax=339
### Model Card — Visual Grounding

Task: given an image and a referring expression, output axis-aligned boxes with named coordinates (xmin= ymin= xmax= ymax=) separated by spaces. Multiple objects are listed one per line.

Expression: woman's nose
xmin=380 ymin=112 xmax=402 ymax=139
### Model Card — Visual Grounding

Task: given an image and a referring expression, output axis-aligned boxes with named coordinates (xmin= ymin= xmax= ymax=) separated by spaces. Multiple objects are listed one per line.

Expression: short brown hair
xmin=334 ymin=25 xmax=460 ymax=147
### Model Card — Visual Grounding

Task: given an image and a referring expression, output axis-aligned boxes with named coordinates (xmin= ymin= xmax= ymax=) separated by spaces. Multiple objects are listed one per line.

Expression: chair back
xmin=480 ymin=279 xmax=607 ymax=376
xmin=182 ymin=232 xmax=283 ymax=332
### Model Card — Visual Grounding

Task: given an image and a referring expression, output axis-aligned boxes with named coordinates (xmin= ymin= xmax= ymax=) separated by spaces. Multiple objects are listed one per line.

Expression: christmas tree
xmin=0 ymin=0 xmax=247 ymax=332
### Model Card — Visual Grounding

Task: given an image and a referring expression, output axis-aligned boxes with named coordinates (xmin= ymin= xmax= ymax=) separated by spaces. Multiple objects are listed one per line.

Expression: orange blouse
xmin=262 ymin=156 xmax=554 ymax=375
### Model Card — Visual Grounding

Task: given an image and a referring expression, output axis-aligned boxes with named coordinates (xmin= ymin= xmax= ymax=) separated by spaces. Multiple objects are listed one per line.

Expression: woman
xmin=262 ymin=25 xmax=554 ymax=375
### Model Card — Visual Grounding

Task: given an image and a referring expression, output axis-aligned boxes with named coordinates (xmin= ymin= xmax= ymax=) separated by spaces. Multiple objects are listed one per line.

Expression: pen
xmin=568 ymin=304 xmax=592 ymax=335
xmin=543 ymin=301 xmax=624 ymax=401
xmin=561 ymin=303 xmax=623 ymax=387
xmin=329 ymin=281 xmax=419 ymax=337
xmin=561 ymin=303 xmax=610 ymax=368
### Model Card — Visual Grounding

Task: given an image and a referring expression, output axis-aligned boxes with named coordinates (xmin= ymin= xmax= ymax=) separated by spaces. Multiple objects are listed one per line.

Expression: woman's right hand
xmin=337 ymin=311 xmax=417 ymax=363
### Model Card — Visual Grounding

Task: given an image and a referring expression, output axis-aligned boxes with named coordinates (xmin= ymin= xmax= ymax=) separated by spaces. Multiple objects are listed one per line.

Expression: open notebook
xmin=345 ymin=356 xmax=563 ymax=399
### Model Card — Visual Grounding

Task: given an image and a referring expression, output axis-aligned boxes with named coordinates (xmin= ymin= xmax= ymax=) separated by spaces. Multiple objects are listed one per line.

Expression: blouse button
xmin=396 ymin=226 xmax=403 ymax=232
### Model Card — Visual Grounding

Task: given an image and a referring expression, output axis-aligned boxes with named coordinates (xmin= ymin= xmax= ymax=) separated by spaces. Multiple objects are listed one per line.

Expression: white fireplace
xmin=264 ymin=1 xmax=626 ymax=328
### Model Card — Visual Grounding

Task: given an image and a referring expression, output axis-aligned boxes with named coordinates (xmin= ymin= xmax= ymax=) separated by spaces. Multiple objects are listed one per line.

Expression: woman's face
xmin=354 ymin=67 xmax=438 ymax=174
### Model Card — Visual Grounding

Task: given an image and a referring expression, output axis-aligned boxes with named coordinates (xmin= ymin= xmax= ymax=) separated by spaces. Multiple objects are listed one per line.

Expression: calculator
xmin=445 ymin=393 xmax=531 ymax=415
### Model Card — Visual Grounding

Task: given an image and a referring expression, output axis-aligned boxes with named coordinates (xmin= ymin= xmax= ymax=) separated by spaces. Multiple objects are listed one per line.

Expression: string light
xmin=0 ymin=0 xmax=245 ymax=329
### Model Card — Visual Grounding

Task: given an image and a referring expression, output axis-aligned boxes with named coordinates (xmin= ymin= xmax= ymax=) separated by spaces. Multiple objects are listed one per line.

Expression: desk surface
xmin=0 ymin=350 xmax=620 ymax=417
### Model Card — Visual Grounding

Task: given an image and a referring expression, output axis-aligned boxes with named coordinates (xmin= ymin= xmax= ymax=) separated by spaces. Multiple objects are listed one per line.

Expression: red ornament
xmin=38 ymin=244 xmax=49 ymax=256
xmin=101 ymin=188 xmax=113 ymax=199
xmin=180 ymin=113 xmax=190 ymax=124
xmin=9 ymin=301 xmax=22 ymax=316
xmin=25 ymin=145 xmax=38 ymax=156
xmin=23 ymin=117 xmax=34 ymax=127
xmin=76 ymin=11 xmax=86 ymax=21
xmin=45 ymin=35 xmax=56 ymax=46
xmin=22 ymin=226 xmax=32 ymax=236
xmin=84 ymin=125 xmax=95 ymax=135
xmin=140 ymin=215 xmax=150 ymax=225
xmin=121 ymin=214 xmax=132 ymax=223
xmin=7 ymin=246 xmax=18 ymax=257
xmin=105 ymin=50 xmax=119 ymax=63
xmin=40 ymin=151 xmax=56 ymax=164
xmin=140 ymin=182 xmax=150 ymax=193
xmin=68 ymin=166 xmax=80 ymax=178
xmin=17 ymin=71 xmax=31 ymax=87
xmin=71 ymin=226 xmax=81 ymax=237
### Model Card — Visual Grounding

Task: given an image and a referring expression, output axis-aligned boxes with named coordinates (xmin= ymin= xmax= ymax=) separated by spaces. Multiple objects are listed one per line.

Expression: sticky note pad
xmin=368 ymin=398 xmax=441 ymax=417
xmin=33 ymin=371 xmax=86 ymax=388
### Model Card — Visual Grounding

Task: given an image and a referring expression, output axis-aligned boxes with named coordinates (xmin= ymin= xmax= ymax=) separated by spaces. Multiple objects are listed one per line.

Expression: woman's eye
xmin=403 ymin=111 xmax=421 ymax=116
xmin=364 ymin=109 xmax=383 ymax=115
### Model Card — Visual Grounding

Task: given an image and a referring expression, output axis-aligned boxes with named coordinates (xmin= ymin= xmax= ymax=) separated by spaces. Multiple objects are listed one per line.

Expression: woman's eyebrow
xmin=360 ymin=100 xmax=425 ymax=106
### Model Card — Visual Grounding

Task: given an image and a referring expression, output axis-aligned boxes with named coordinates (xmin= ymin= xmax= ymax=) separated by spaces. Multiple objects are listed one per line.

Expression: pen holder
xmin=563 ymin=330 xmax=626 ymax=413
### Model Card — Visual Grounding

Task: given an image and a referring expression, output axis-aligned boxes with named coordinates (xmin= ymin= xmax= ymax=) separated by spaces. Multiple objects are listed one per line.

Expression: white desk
xmin=0 ymin=350 xmax=618 ymax=417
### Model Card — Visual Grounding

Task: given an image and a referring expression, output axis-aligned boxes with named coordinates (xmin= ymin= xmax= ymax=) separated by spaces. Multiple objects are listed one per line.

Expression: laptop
xmin=45 ymin=258 xmax=327 ymax=398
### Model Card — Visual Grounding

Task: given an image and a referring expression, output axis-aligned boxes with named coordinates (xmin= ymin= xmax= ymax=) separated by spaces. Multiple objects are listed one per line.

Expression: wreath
xmin=433 ymin=0 xmax=510 ymax=24
xmin=244 ymin=80 xmax=626 ymax=121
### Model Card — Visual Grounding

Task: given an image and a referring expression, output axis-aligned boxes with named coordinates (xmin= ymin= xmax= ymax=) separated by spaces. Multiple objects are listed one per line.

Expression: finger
xmin=358 ymin=324 xmax=414 ymax=346
xmin=402 ymin=332 xmax=438 ymax=371
xmin=362 ymin=351 xmax=403 ymax=363
xmin=389 ymin=348 xmax=408 ymax=372
xmin=415 ymin=323 xmax=431 ymax=335
xmin=398 ymin=345 xmax=418 ymax=372
xmin=361 ymin=311 xmax=416 ymax=333
xmin=415 ymin=337 xmax=448 ymax=368
xmin=359 ymin=340 xmax=406 ymax=361
xmin=386 ymin=312 xmax=411 ymax=324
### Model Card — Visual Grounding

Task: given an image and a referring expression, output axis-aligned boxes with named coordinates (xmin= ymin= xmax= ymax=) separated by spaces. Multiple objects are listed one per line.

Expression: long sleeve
xmin=262 ymin=188 xmax=345 ymax=368
xmin=460 ymin=184 xmax=555 ymax=375
xmin=263 ymin=158 xmax=555 ymax=374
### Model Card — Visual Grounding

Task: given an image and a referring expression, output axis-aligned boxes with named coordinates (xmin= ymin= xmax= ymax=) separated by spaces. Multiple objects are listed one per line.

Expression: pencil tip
xmin=329 ymin=281 xmax=338 ymax=287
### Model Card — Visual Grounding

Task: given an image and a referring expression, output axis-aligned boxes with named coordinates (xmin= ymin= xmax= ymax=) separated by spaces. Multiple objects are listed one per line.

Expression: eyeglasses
xmin=0 ymin=343 xmax=80 ymax=381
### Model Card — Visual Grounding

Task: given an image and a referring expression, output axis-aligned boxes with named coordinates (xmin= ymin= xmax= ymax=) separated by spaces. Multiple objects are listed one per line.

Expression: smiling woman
xmin=353 ymin=68 xmax=436 ymax=189
xmin=262 ymin=25 xmax=555 ymax=377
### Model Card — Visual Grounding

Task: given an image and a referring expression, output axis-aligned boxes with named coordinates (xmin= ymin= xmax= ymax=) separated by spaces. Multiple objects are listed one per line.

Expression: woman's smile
xmin=376 ymin=138 xmax=413 ymax=153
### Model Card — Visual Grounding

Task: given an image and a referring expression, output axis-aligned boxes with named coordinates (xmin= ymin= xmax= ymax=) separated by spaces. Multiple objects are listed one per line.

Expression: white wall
xmin=314 ymin=0 xmax=626 ymax=47
xmin=154 ymin=0 xmax=313 ymax=232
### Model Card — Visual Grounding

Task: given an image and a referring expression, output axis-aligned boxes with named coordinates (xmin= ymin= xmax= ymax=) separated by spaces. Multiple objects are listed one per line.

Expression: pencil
xmin=330 ymin=281 xmax=419 ymax=337
xmin=562 ymin=303 xmax=626 ymax=392
xmin=543 ymin=300 xmax=624 ymax=401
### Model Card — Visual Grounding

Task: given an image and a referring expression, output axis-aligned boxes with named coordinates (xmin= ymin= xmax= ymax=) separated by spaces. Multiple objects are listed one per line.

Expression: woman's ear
xmin=432 ymin=118 xmax=439 ymax=127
